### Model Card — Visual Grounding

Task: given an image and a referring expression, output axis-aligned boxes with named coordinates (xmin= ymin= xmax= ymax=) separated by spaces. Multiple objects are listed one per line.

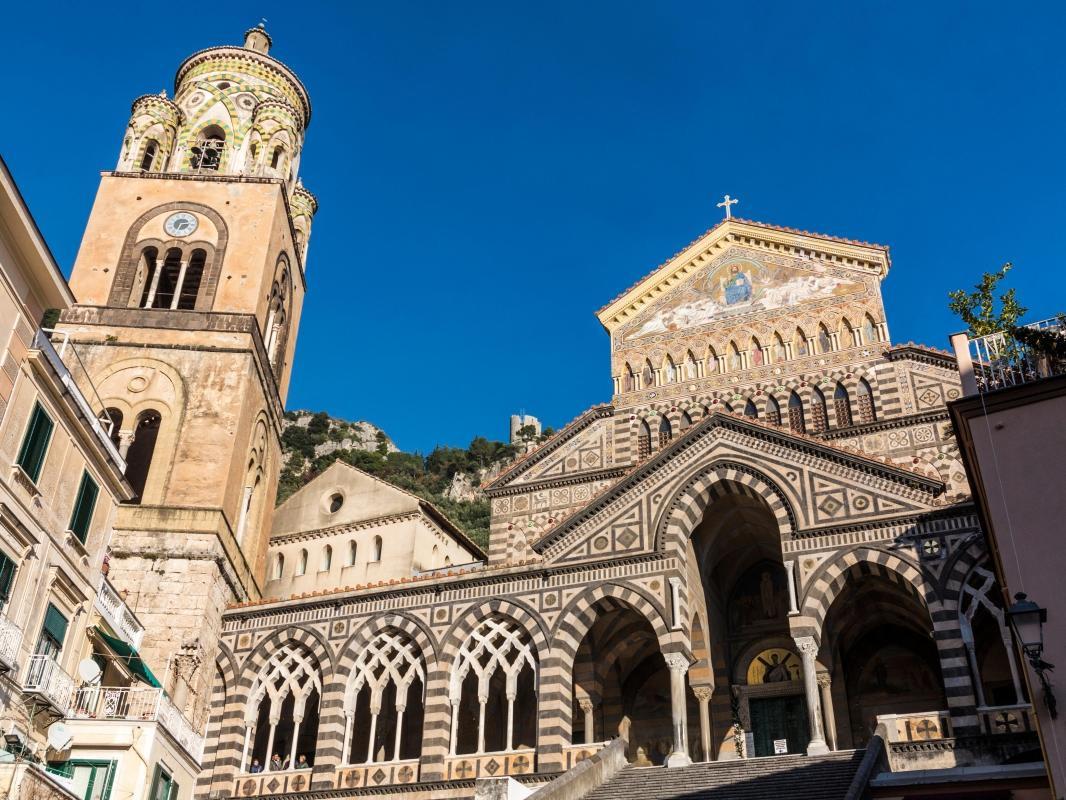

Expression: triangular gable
xmin=532 ymin=412 xmax=945 ymax=565
xmin=485 ymin=405 xmax=615 ymax=490
xmin=272 ymin=461 xmax=486 ymax=559
xmin=596 ymin=218 xmax=891 ymax=336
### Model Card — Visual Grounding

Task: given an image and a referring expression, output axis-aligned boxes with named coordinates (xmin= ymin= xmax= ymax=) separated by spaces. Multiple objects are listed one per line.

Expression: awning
xmin=90 ymin=627 xmax=162 ymax=688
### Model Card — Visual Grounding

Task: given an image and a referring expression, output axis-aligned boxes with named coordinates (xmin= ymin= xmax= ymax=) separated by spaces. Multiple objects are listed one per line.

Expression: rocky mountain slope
xmin=278 ymin=410 xmax=517 ymax=550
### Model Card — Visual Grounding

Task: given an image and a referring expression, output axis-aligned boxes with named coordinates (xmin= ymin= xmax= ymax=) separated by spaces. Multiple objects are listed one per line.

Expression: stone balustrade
xmin=95 ymin=578 xmax=145 ymax=649
xmin=877 ymin=709 xmax=952 ymax=743
xmin=333 ymin=758 xmax=419 ymax=789
xmin=443 ymin=748 xmax=536 ymax=780
xmin=0 ymin=613 xmax=23 ymax=672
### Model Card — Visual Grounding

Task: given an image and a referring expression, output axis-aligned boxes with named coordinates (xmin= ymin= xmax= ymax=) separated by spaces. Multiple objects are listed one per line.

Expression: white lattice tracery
xmin=959 ymin=562 xmax=1023 ymax=707
xmin=342 ymin=632 xmax=426 ymax=763
xmin=241 ymin=644 xmax=322 ymax=772
xmin=449 ymin=618 xmax=537 ymax=754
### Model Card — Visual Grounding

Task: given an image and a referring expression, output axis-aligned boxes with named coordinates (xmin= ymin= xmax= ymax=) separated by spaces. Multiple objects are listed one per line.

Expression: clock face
xmin=164 ymin=212 xmax=198 ymax=237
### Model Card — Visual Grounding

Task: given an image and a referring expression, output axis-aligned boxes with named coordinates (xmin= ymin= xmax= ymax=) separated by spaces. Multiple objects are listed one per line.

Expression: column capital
xmin=816 ymin=672 xmax=832 ymax=689
xmin=578 ymin=698 xmax=595 ymax=713
xmin=793 ymin=636 xmax=819 ymax=658
xmin=692 ymin=686 xmax=713 ymax=702
xmin=663 ymin=652 xmax=691 ymax=673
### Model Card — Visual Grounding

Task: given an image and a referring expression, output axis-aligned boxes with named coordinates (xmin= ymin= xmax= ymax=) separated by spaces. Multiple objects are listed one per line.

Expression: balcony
xmin=70 ymin=685 xmax=204 ymax=762
xmin=32 ymin=328 xmax=126 ymax=474
xmin=95 ymin=578 xmax=145 ymax=649
xmin=0 ymin=613 xmax=23 ymax=672
xmin=22 ymin=654 xmax=75 ymax=719
xmin=952 ymin=317 xmax=1066 ymax=396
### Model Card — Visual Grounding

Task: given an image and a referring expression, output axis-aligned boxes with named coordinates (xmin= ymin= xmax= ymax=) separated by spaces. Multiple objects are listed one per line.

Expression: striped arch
xmin=337 ymin=612 xmax=437 ymax=675
xmin=441 ymin=597 xmax=550 ymax=667
xmin=800 ymin=546 xmax=941 ymax=634
xmin=655 ymin=462 xmax=796 ymax=554
xmin=238 ymin=625 xmax=335 ymax=702
xmin=196 ymin=644 xmax=241 ymax=792
xmin=939 ymin=533 xmax=989 ymax=603
xmin=550 ymin=582 xmax=674 ymax=667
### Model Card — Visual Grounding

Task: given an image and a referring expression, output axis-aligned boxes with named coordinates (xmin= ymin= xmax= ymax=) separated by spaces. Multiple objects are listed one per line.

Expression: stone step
xmin=584 ymin=750 xmax=866 ymax=800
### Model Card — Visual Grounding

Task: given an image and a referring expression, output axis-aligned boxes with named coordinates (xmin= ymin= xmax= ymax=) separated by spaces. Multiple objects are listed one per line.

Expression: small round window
xmin=328 ymin=493 xmax=344 ymax=513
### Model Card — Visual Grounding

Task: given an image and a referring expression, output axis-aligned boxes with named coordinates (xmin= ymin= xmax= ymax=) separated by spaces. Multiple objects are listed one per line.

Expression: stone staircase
xmin=583 ymin=750 xmax=867 ymax=800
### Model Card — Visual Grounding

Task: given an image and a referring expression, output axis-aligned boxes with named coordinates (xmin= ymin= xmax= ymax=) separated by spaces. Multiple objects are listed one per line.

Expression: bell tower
xmin=56 ymin=25 xmax=318 ymax=726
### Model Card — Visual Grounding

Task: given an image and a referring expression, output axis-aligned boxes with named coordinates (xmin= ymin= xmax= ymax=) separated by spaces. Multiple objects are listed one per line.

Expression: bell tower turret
xmin=56 ymin=26 xmax=318 ymax=729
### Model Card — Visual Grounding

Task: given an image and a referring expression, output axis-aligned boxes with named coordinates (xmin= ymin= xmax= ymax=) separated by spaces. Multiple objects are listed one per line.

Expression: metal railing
xmin=952 ymin=317 xmax=1066 ymax=396
xmin=33 ymin=329 xmax=126 ymax=472
xmin=95 ymin=578 xmax=145 ymax=649
xmin=0 ymin=613 xmax=23 ymax=670
xmin=70 ymin=685 xmax=204 ymax=762
xmin=23 ymin=655 xmax=76 ymax=716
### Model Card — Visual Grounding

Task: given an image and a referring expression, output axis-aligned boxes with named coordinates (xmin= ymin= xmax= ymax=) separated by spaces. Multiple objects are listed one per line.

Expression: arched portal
xmin=820 ymin=564 xmax=947 ymax=748
xmin=687 ymin=481 xmax=802 ymax=759
xmin=571 ymin=600 xmax=671 ymax=763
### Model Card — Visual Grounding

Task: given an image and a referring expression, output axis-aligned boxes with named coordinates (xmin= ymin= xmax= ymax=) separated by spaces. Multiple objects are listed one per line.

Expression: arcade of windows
xmin=240 ymin=618 xmax=537 ymax=775
xmin=131 ymin=246 xmax=209 ymax=311
xmin=636 ymin=379 xmax=876 ymax=459
xmin=274 ymin=535 xmax=384 ymax=581
xmin=620 ymin=316 xmax=886 ymax=394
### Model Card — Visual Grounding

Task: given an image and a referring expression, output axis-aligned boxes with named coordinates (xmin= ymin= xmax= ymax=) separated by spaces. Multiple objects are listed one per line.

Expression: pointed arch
xmin=863 ymin=313 xmax=878 ymax=345
xmin=772 ymin=331 xmax=786 ymax=363
xmin=787 ymin=391 xmax=806 ymax=433
xmin=817 ymin=323 xmax=833 ymax=354
xmin=657 ymin=416 xmax=673 ymax=448
xmin=750 ymin=336 xmax=764 ymax=367
xmin=663 ymin=355 xmax=677 ymax=384
xmin=684 ymin=350 xmax=699 ymax=380
xmin=856 ymin=378 xmax=876 ymax=423
xmin=641 ymin=360 xmax=655 ymax=389
xmin=766 ymin=395 xmax=782 ymax=426
xmin=242 ymin=640 xmax=324 ymax=771
xmin=636 ymin=418 xmax=652 ymax=460
xmin=800 ymin=547 xmax=942 ymax=633
xmin=705 ymin=346 xmax=719 ymax=375
xmin=624 ymin=363 xmax=637 ymax=392
xmin=728 ymin=341 xmax=742 ymax=371
xmin=743 ymin=398 xmax=758 ymax=419
xmin=794 ymin=327 xmax=809 ymax=357
xmin=833 ymin=383 xmax=852 ymax=428
xmin=810 ymin=386 xmax=828 ymax=433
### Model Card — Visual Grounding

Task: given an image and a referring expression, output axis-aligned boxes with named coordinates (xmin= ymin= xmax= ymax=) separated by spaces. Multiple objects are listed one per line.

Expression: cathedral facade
xmin=31 ymin=26 xmax=1043 ymax=800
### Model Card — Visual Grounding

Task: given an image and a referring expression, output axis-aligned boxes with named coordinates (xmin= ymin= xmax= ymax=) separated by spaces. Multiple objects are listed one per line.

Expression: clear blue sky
xmin=3 ymin=2 xmax=1064 ymax=453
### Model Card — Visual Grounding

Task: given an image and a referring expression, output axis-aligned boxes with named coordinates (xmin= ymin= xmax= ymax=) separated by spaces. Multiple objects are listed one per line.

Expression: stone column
xmin=394 ymin=702 xmax=407 ymax=761
xmin=580 ymin=699 xmax=596 ymax=745
xmin=693 ymin=686 xmax=713 ymax=762
xmin=783 ymin=560 xmax=799 ymax=615
xmin=664 ymin=653 xmax=693 ymax=767
xmin=169 ymin=259 xmax=189 ymax=309
xmin=290 ymin=712 xmax=303 ymax=766
xmin=794 ymin=637 xmax=829 ymax=755
xmin=341 ymin=712 xmax=354 ymax=764
xmin=144 ymin=257 xmax=163 ymax=308
xmin=817 ymin=673 xmax=837 ymax=751
xmin=117 ymin=430 xmax=135 ymax=460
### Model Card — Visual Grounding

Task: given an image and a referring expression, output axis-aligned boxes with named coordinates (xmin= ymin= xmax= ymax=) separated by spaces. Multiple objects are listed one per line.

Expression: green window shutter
xmin=16 ymin=403 xmax=54 ymax=483
xmin=68 ymin=471 xmax=99 ymax=544
xmin=149 ymin=765 xmax=174 ymax=800
xmin=42 ymin=603 xmax=68 ymax=648
xmin=0 ymin=553 xmax=15 ymax=606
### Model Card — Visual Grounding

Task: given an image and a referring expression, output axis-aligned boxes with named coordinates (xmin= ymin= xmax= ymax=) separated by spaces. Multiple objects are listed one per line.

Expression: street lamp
xmin=1007 ymin=593 xmax=1057 ymax=719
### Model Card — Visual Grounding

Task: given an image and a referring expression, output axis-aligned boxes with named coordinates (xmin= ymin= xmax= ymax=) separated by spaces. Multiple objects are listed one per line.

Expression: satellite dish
xmin=46 ymin=722 xmax=72 ymax=751
xmin=77 ymin=659 xmax=102 ymax=684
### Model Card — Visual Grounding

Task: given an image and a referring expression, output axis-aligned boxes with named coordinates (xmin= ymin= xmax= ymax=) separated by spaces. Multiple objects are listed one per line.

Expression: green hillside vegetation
xmin=277 ymin=411 xmax=519 ymax=550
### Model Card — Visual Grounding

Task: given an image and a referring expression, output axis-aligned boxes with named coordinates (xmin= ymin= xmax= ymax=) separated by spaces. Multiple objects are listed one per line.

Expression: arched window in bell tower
xmin=150 ymin=248 xmax=183 ymax=309
xmin=124 ymin=410 xmax=162 ymax=503
xmin=190 ymin=125 xmax=225 ymax=171
xmin=176 ymin=249 xmax=207 ymax=310
xmin=271 ymin=145 xmax=285 ymax=170
xmin=139 ymin=140 xmax=159 ymax=172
